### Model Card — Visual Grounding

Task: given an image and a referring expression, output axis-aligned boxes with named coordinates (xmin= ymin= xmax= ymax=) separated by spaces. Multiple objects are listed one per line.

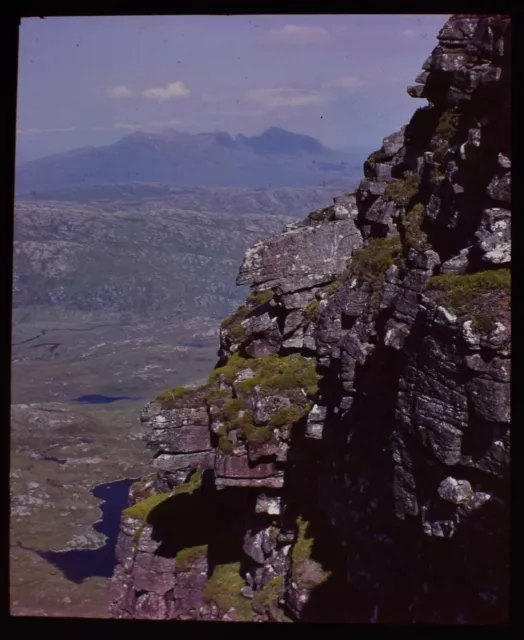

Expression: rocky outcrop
xmin=108 ymin=14 xmax=510 ymax=624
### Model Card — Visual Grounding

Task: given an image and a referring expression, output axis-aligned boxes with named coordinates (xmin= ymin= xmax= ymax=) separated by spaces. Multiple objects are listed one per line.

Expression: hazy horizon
xmin=16 ymin=14 xmax=449 ymax=164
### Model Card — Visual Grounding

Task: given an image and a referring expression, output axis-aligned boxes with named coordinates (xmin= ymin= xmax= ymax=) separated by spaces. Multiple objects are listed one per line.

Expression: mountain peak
xmin=15 ymin=127 xmax=354 ymax=195
xmin=249 ymin=127 xmax=326 ymax=156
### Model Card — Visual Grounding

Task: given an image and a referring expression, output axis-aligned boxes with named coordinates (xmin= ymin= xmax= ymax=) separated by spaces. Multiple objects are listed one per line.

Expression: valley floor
xmin=10 ymin=317 xmax=221 ymax=617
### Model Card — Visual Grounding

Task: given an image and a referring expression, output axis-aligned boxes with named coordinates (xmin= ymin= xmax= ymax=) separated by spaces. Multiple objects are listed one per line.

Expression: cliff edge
xmin=108 ymin=14 xmax=510 ymax=624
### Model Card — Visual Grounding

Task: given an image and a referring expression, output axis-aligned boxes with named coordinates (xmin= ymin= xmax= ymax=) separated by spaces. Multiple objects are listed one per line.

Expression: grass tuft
xmin=203 ymin=562 xmax=253 ymax=621
xmin=175 ymin=544 xmax=208 ymax=572
xmin=383 ymin=174 xmax=421 ymax=206
xmin=427 ymin=269 xmax=510 ymax=332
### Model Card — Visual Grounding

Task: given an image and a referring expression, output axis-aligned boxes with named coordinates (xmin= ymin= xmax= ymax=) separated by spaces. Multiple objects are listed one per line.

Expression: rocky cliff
xmin=107 ymin=14 xmax=510 ymax=624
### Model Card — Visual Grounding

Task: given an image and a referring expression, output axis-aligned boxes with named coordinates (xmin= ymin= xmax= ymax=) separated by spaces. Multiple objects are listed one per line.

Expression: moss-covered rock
xmin=383 ymin=174 xmax=421 ymax=206
xmin=155 ymin=383 xmax=209 ymax=410
xmin=307 ymin=207 xmax=336 ymax=223
xmin=218 ymin=435 xmax=235 ymax=454
xmin=328 ymin=279 xmax=341 ymax=296
xmin=246 ymin=289 xmax=274 ymax=306
xmin=221 ymin=290 xmax=274 ymax=343
xmin=175 ymin=544 xmax=208 ymax=572
xmin=231 ymin=410 xmax=272 ymax=444
xmin=209 ymin=352 xmax=245 ymax=385
xmin=122 ymin=492 xmax=172 ymax=522
xmin=203 ymin=562 xmax=253 ymax=621
xmin=211 ymin=352 xmax=320 ymax=397
xmin=304 ymin=300 xmax=319 ymax=323
xmin=268 ymin=404 xmax=312 ymax=428
xmin=237 ymin=353 xmax=320 ymax=397
xmin=204 ymin=387 xmax=231 ymax=405
xmin=221 ymin=305 xmax=248 ymax=341
xmin=346 ymin=236 xmax=402 ymax=312
xmin=173 ymin=468 xmax=202 ymax=496
xmin=251 ymin=576 xmax=284 ymax=619
xmin=291 ymin=516 xmax=331 ymax=590
xmin=402 ymin=203 xmax=430 ymax=253
xmin=436 ymin=110 xmax=460 ymax=140
xmin=122 ymin=469 xmax=203 ymax=520
xmin=207 ymin=353 xmax=318 ymax=453
xmin=427 ymin=269 xmax=510 ymax=332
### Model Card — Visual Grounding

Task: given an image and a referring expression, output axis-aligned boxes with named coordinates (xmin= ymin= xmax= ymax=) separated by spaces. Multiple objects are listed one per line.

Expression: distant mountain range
xmin=15 ymin=127 xmax=364 ymax=196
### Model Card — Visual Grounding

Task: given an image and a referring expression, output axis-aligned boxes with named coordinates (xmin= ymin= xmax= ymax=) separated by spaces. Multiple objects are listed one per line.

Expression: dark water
xmin=183 ymin=342 xmax=204 ymax=349
xmin=73 ymin=394 xmax=138 ymax=404
xmin=33 ymin=477 xmax=138 ymax=583
xmin=42 ymin=455 xmax=67 ymax=465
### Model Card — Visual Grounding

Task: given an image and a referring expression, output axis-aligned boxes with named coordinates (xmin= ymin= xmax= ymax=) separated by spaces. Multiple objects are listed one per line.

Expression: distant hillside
xmin=16 ymin=183 xmax=355 ymax=212
xmin=15 ymin=127 xmax=363 ymax=196
xmin=13 ymin=185 xmax=351 ymax=324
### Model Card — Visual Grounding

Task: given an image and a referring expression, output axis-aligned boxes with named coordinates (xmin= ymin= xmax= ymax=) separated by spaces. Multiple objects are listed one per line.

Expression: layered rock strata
xmin=108 ymin=14 xmax=510 ymax=624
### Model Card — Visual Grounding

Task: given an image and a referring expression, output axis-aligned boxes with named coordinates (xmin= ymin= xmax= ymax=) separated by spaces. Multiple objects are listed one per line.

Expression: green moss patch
xmin=436 ymin=110 xmax=460 ymax=140
xmin=291 ymin=517 xmax=331 ymax=590
xmin=251 ymin=576 xmax=284 ymax=618
xmin=204 ymin=387 xmax=230 ymax=405
xmin=304 ymin=300 xmax=319 ymax=322
xmin=348 ymin=236 xmax=402 ymax=288
xmin=209 ymin=352 xmax=245 ymax=385
xmin=208 ymin=353 xmax=319 ymax=453
xmin=203 ymin=562 xmax=253 ymax=621
xmin=155 ymin=383 xmax=208 ymax=410
xmin=221 ymin=291 xmax=273 ymax=342
xmin=175 ymin=544 xmax=208 ymax=572
xmin=220 ymin=397 xmax=249 ymax=421
xmin=221 ymin=305 xmax=248 ymax=341
xmin=308 ymin=207 xmax=335 ymax=223
xmin=123 ymin=468 xmax=203 ymax=520
xmin=173 ymin=468 xmax=202 ymax=496
xmin=230 ymin=410 xmax=272 ymax=444
xmin=268 ymin=404 xmax=312 ymax=428
xmin=427 ymin=269 xmax=511 ymax=332
xmin=383 ymin=174 xmax=421 ymax=206
xmin=328 ymin=280 xmax=341 ymax=296
xmin=402 ymin=203 xmax=430 ymax=253
xmin=325 ymin=236 xmax=403 ymax=305
xmin=291 ymin=516 xmax=314 ymax=567
xmin=246 ymin=289 xmax=274 ymax=307
xmin=240 ymin=353 xmax=320 ymax=397
xmin=122 ymin=492 xmax=172 ymax=522
xmin=211 ymin=352 xmax=320 ymax=397
xmin=291 ymin=516 xmax=331 ymax=590
xmin=218 ymin=435 xmax=235 ymax=454
xmin=133 ymin=523 xmax=146 ymax=543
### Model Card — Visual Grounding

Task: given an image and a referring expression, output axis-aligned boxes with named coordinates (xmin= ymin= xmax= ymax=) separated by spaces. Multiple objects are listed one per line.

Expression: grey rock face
xmin=237 ymin=218 xmax=362 ymax=290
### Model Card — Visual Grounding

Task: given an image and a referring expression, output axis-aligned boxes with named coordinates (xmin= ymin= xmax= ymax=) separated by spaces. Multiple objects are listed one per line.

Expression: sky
xmin=16 ymin=14 xmax=450 ymax=163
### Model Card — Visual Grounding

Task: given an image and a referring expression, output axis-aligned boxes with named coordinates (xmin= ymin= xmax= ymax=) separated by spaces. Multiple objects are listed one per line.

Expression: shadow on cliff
xmin=282 ymin=317 xmax=431 ymax=623
xmin=146 ymin=474 xmax=256 ymax=574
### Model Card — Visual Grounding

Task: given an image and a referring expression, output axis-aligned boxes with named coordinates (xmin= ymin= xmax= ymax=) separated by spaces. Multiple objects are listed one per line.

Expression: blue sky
xmin=16 ymin=14 xmax=450 ymax=162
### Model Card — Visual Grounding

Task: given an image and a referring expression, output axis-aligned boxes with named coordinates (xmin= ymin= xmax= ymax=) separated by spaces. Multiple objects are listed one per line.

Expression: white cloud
xmin=246 ymin=88 xmax=328 ymax=109
xmin=327 ymin=76 xmax=368 ymax=91
xmin=142 ymin=81 xmax=189 ymax=101
xmin=267 ymin=25 xmax=329 ymax=45
xmin=107 ymin=85 xmax=133 ymax=98
xmin=400 ymin=28 xmax=419 ymax=39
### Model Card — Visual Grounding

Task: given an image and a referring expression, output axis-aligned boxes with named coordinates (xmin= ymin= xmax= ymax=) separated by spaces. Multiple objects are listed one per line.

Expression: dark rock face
xmin=108 ymin=14 xmax=510 ymax=624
